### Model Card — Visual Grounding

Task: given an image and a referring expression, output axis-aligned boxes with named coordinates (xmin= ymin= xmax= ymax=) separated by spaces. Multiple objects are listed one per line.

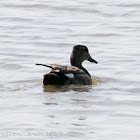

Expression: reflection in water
xmin=43 ymin=85 xmax=92 ymax=93
xmin=91 ymin=76 xmax=101 ymax=85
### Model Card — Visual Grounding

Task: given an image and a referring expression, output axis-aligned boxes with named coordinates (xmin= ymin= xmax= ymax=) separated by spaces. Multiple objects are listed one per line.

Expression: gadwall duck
xmin=36 ymin=45 xmax=98 ymax=85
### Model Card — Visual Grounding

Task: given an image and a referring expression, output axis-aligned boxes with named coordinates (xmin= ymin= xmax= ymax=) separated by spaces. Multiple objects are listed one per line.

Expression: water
xmin=0 ymin=0 xmax=140 ymax=139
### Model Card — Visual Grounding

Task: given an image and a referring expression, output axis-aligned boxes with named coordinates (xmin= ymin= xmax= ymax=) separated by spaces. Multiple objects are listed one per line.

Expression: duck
xmin=36 ymin=45 xmax=98 ymax=85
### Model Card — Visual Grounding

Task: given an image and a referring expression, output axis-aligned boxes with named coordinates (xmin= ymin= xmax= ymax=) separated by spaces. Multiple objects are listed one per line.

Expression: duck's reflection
xmin=43 ymin=85 xmax=92 ymax=93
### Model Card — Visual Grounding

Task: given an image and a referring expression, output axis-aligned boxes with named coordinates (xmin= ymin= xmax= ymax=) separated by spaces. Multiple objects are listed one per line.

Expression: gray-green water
xmin=0 ymin=0 xmax=140 ymax=140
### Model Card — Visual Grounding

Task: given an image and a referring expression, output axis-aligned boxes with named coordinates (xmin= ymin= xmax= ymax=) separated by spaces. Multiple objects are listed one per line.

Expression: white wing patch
xmin=65 ymin=73 xmax=74 ymax=78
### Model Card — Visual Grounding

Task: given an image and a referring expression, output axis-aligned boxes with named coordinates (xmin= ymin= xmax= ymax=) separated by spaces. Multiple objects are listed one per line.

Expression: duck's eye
xmin=83 ymin=48 xmax=88 ymax=52
xmin=80 ymin=48 xmax=88 ymax=53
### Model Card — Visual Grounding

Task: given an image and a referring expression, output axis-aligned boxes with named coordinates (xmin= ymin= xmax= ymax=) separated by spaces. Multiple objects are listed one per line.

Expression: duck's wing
xmin=48 ymin=63 xmax=84 ymax=74
xmin=36 ymin=63 xmax=84 ymax=74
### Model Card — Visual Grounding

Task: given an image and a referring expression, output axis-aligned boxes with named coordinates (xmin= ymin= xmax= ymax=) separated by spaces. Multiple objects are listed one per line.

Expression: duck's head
xmin=70 ymin=45 xmax=98 ymax=66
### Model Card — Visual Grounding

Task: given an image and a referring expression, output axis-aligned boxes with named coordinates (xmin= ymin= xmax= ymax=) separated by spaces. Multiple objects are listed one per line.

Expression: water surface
xmin=0 ymin=0 xmax=140 ymax=140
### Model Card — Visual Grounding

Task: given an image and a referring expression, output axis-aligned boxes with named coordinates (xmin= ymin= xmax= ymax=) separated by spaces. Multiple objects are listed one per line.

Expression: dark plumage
xmin=36 ymin=45 xmax=98 ymax=85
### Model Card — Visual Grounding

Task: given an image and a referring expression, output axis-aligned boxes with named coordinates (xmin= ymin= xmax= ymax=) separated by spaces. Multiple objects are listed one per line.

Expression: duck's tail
xmin=36 ymin=63 xmax=68 ymax=85
xmin=36 ymin=63 xmax=54 ymax=69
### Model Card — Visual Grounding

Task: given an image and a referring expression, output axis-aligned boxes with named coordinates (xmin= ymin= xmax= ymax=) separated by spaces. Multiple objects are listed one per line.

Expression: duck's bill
xmin=88 ymin=56 xmax=98 ymax=64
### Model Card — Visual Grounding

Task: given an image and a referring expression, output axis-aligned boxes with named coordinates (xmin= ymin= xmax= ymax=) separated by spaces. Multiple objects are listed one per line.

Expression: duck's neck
xmin=70 ymin=56 xmax=91 ymax=77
